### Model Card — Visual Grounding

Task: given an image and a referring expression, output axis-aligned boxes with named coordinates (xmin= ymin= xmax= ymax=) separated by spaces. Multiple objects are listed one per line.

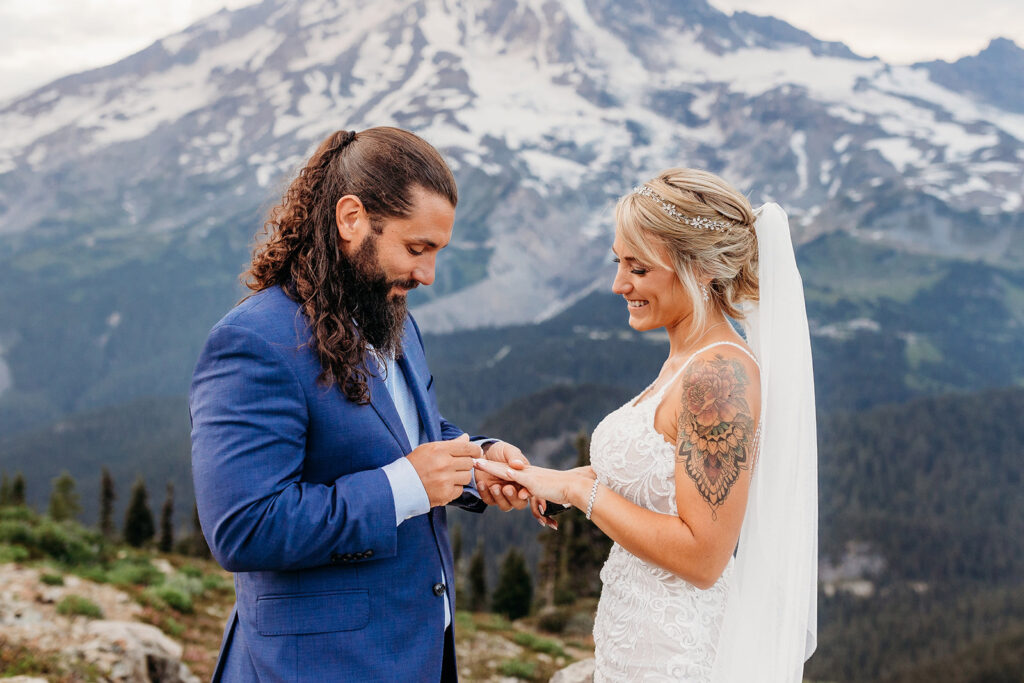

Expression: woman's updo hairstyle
xmin=615 ymin=168 xmax=760 ymax=336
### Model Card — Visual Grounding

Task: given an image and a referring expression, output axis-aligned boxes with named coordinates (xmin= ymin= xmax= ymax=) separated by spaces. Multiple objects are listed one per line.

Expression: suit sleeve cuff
xmin=382 ymin=457 xmax=431 ymax=525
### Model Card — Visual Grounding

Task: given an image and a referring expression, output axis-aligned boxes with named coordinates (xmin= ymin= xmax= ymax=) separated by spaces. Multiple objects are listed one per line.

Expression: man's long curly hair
xmin=243 ymin=127 xmax=458 ymax=404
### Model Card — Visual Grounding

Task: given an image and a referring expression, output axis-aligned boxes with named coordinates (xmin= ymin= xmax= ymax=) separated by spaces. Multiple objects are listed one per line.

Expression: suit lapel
xmin=366 ymin=357 xmax=413 ymax=454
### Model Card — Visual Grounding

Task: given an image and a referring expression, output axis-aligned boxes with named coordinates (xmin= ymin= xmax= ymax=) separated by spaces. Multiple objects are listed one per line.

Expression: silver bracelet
xmin=585 ymin=479 xmax=600 ymax=520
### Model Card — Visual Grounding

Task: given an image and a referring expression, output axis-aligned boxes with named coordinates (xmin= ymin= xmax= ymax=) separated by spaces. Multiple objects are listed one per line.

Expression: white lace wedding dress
xmin=590 ymin=341 xmax=759 ymax=682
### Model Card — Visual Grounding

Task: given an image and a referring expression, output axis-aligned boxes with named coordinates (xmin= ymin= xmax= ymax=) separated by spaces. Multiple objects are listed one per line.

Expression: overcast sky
xmin=0 ymin=0 xmax=1021 ymax=102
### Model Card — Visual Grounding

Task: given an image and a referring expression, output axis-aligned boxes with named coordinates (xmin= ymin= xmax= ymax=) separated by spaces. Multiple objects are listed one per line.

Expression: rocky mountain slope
xmin=0 ymin=0 xmax=1021 ymax=433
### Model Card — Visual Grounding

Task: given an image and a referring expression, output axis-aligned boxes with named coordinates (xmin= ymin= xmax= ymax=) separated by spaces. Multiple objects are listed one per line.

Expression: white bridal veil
xmin=710 ymin=203 xmax=819 ymax=682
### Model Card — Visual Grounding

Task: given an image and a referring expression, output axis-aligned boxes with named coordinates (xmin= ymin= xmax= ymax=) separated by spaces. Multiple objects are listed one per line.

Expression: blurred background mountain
xmin=0 ymin=0 xmax=1021 ymax=680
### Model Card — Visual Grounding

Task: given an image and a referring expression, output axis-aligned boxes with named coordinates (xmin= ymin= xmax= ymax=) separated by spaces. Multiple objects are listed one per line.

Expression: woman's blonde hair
xmin=615 ymin=168 xmax=759 ymax=336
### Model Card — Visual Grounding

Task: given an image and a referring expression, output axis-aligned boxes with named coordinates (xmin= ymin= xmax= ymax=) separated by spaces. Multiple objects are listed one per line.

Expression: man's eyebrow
xmin=409 ymin=237 xmax=446 ymax=249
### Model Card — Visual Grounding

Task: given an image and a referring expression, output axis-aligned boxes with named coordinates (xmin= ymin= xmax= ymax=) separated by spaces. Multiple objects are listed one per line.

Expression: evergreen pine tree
xmin=11 ymin=472 xmax=26 ymax=506
xmin=99 ymin=467 xmax=116 ymax=539
xmin=491 ymin=548 xmax=533 ymax=621
xmin=0 ymin=472 xmax=11 ymax=506
xmin=47 ymin=470 xmax=81 ymax=522
xmin=467 ymin=544 xmax=488 ymax=612
xmin=123 ymin=476 xmax=155 ymax=547
xmin=159 ymin=481 xmax=174 ymax=552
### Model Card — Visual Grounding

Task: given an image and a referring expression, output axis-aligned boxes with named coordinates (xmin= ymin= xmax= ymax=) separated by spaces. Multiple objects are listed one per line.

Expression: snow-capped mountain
xmin=1 ymin=0 xmax=1021 ymax=333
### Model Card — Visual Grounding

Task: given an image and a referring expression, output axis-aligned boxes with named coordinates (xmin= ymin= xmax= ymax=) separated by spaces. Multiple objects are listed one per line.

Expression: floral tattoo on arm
xmin=676 ymin=354 xmax=754 ymax=519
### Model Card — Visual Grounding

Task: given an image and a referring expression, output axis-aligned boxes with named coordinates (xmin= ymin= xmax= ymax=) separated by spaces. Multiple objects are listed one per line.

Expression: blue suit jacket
xmin=190 ymin=285 xmax=482 ymax=682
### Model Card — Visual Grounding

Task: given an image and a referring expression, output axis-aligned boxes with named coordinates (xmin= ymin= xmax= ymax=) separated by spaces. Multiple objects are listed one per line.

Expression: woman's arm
xmin=478 ymin=348 xmax=761 ymax=589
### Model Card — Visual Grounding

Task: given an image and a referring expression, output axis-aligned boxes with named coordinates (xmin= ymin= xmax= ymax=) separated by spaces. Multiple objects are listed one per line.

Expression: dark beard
xmin=338 ymin=234 xmax=415 ymax=360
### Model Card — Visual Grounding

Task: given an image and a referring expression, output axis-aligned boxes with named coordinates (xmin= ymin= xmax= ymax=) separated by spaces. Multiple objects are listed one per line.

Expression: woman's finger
xmin=529 ymin=496 xmax=550 ymax=528
xmin=473 ymin=457 xmax=522 ymax=482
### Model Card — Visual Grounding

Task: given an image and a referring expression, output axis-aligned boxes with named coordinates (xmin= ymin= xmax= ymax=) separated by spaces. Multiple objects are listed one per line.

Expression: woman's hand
xmin=473 ymin=458 xmax=595 ymax=529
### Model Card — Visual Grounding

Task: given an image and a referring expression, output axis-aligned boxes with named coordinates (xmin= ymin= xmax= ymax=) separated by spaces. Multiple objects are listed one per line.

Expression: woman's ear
xmin=336 ymin=195 xmax=369 ymax=247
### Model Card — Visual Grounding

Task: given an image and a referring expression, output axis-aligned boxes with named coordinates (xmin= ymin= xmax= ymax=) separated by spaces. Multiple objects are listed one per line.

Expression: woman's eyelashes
xmin=612 ymin=257 xmax=649 ymax=276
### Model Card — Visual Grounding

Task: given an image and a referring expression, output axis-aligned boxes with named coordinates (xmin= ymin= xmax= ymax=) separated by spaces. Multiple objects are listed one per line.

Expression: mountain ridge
xmin=0 ymin=0 xmax=1021 ymax=433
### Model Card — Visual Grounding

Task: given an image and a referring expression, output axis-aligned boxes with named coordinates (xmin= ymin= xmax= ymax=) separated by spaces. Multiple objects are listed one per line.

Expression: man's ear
xmin=336 ymin=195 xmax=369 ymax=246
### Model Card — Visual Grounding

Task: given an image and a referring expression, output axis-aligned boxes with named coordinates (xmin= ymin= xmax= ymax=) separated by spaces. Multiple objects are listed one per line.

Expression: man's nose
xmin=413 ymin=260 xmax=435 ymax=286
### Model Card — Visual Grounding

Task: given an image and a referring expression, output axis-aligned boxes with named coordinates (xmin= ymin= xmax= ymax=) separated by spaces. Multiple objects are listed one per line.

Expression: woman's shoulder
xmin=676 ymin=337 xmax=761 ymax=409
xmin=685 ymin=337 xmax=759 ymax=374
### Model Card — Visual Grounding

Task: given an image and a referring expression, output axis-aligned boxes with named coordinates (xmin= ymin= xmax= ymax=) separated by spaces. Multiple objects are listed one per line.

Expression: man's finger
xmin=450 ymin=442 xmax=483 ymax=456
xmin=450 ymin=455 xmax=474 ymax=470
xmin=490 ymin=484 xmax=513 ymax=512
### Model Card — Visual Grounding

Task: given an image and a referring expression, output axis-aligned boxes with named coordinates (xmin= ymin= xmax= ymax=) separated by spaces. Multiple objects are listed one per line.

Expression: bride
xmin=474 ymin=169 xmax=817 ymax=682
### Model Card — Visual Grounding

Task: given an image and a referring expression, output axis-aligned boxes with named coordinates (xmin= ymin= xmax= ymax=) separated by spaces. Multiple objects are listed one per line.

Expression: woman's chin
xmin=626 ymin=311 xmax=654 ymax=331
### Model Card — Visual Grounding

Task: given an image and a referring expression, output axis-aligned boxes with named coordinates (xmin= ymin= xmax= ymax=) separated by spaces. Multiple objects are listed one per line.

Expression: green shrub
xmin=161 ymin=616 xmax=186 ymax=637
xmin=513 ymin=631 xmax=566 ymax=657
xmin=553 ymin=585 xmax=577 ymax=606
xmin=179 ymin=564 xmax=203 ymax=578
xmin=0 ymin=505 xmax=37 ymax=522
xmin=56 ymin=595 xmax=103 ymax=619
xmin=0 ymin=519 xmax=36 ymax=548
xmin=34 ymin=519 xmax=101 ymax=565
xmin=201 ymin=573 xmax=230 ymax=592
xmin=74 ymin=565 xmax=109 ymax=583
xmin=454 ymin=610 xmax=477 ymax=635
xmin=536 ymin=607 xmax=572 ymax=634
xmin=0 ymin=543 xmax=30 ymax=563
xmin=143 ymin=575 xmax=203 ymax=614
xmin=39 ymin=572 xmax=65 ymax=586
xmin=482 ymin=614 xmax=512 ymax=631
xmin=167 ymin=574 xmax=204 ymax=596
xmin=106 ymin=559 xmax=164 ymax=587
xmin=564 ymin=610 xmax=595 ymax=637
xmin=498 ymin=658 xmax=537 ymax=680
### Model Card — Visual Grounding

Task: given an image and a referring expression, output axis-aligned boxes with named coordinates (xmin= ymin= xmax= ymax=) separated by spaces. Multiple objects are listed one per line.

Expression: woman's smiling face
xmin=611 ymin=232 xmax=693 ymax=333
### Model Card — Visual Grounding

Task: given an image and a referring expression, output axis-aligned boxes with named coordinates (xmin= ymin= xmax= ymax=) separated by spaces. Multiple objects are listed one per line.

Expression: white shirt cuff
xmin=382 ymin=457 xmax=431 ymax=525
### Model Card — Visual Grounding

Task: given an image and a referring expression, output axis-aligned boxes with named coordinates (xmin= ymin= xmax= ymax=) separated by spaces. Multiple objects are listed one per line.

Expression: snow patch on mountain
xmin=0 ymin=0 xmax=1021 ymax=330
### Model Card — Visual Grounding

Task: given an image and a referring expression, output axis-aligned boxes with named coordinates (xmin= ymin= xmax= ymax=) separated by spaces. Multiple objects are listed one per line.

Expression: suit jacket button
xmin=342 ymin=553 xmax=353 ymax=562
xmin=364 ymin=549 xmax=373 ymax=558
xmin=432 ymin=583 xmax=446 ymax=597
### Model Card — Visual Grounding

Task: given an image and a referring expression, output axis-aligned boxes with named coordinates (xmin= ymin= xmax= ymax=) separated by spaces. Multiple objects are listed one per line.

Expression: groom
xmin=190 ymin=127 xmax=527 ymax=682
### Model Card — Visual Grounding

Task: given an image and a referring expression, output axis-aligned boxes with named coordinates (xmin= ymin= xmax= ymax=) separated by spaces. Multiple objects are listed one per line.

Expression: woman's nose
xmin=612 ymin=271 xmax=631 ymax=295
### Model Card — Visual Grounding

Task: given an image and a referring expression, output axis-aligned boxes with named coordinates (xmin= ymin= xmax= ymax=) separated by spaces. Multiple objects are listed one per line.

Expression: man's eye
xmin=408 ymin=247 xmax=424 ymax=256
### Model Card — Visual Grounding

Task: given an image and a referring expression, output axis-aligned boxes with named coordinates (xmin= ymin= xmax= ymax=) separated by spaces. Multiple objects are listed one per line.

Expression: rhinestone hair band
xmin=633 ymin=185 xmax=732 ymax=232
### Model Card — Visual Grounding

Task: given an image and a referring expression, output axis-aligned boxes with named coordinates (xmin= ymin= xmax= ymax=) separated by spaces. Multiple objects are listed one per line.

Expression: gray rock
xmin=78 ymin=620 xmax=199 ymax=683
xmin=550 ymin=658 xmax=595 ymax=683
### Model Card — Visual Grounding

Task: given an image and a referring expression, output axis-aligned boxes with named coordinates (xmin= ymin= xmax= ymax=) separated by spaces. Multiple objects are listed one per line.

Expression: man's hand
xmin=407 ymin=434 xmax=481 ymax=507
xmin=476 ymin=441 xmax=531 ymax=512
